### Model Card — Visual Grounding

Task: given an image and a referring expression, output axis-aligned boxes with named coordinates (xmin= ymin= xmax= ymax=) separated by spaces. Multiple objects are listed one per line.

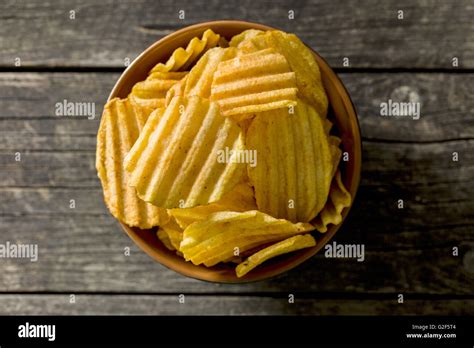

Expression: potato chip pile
xmin=96 ymin=28 xmax=352 ymax=277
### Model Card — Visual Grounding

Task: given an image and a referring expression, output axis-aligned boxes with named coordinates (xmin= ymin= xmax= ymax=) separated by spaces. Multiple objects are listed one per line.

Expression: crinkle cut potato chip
xmin=184 ymin=47 xmax=238 ymax=99
xmin=165 ymin=74 xmax=188 ymax=106
xmin=323 ymin=118 xmax=343 ymax=177
xmin=150 ymin=29 xmax=221 ymax=73
xmin=247 ymin=99 xmax=333 ymax=223
xmin=323 ymin=117 xmax=333 ymax=134
xmin=210 ymin=48 xmax=297 ymax=119
xmin=96 ymin=99 xmax=169 ymax=228
xmin=130 ymin=71 xmax=188 ymax=116
xmin=158 ymin=217 xmax=184 ymax=250
xmin=313 ymin=170 xmax=352 ymax=233
xmin=229 ymin=29 xmax=264 ymax=48
xmin=236 ymin=234 xmax=316 ymax=277
xmin=239 ymin=30 xmax=328 ymax=117
xmin=125 ymin=96 xmax=247 ymax=209
xmin=329 ymin=135 xmax=343 ymax=177
xmin=180 ymin=210 xmax=314 ymax=267
xmin=157 ymin=229 xmax=175 ymax=251
xmin=169 ymin=181 xmax=257 ymax=229
xmin=165 ymin=47 xmax=238 ymax=103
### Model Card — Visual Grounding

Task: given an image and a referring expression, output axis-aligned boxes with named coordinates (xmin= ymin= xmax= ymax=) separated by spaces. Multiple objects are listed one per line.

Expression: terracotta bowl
xmin=108 ymin=20 xmax=362 ymax=283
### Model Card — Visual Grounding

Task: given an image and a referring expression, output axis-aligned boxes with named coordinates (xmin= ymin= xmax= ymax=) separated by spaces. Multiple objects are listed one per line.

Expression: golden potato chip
xmin=180 ymin=30 xmax=222 ymax=71
xmin=96 ymin=99 xmax=169 ymax=228
xmin=229 ymin=29 xmax=264 ymax=48
xmin=157 ymin=229 xmax=175 ymax=251
xmin=247 ymin=99 xmax=333 ymax=223
xmin=150 ymin=29 xmax=221 ymax=73
xmin=158 ymin=217 xmax=184 ymax=250
xmin=151 ymin=48 xmax=189 ymax=73
xmin=165 ymin=74 xmax=188 ymax=106
xmin=185 ymin=47 xmax=238 ymax=99
xmin=166 ymin=47 xmax=238 ymax=102
xmin=180 ymin=210 xmax=314 ymax=266
xmin=236 ymin=234 xmax=316 ymax=277
xmin=124 ymin=96 xmax=247 ymax=208
xmin=210 ymin=48 xmax=297 ymax=119
xmin=329 ymin=135 xmax=342 ymax=177
xmin=323 ymin=118 xmax=333 ymax=134
xmin=239 ymin=30 xmax=328 ymax=117
xmin=169 ymin=181 xmax=257 ymax=229
xmin=121 ymin=105 xmax=163 ymax=172
xmin=322 ymin=118 xmax=342 ymax=177
xmin=129 ymin=71 xmax=187 ymax=115
xmin=313 ymin=170 xmax=351 ymax=233
xmin=238 ymin=117 xmax=254 ymax=135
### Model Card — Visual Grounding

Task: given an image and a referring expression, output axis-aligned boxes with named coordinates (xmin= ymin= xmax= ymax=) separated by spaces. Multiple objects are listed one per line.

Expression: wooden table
xmin=0 ymin=0 xmax=473 ymax=315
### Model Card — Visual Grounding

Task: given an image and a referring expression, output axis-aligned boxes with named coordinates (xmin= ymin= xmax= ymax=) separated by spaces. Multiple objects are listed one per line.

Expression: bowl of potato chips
xmin=96 ymin=20 xmax=361 ymax=282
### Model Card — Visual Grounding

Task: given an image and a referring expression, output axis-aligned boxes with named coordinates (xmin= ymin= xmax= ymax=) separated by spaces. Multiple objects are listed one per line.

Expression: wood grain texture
xmin=0 ymin=0 xmax=472 ymax=69
xmin=1 ymin=72 xmax=473 ymax=143
xmin=0 ymin=295 xmax=472 ymax=315
xmin=0 ymin=208 xmax=472 ymax=294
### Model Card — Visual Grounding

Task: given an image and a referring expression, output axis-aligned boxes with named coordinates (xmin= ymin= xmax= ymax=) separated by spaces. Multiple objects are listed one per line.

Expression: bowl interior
xmin=109 ymin=20 xmax=362 ymax=283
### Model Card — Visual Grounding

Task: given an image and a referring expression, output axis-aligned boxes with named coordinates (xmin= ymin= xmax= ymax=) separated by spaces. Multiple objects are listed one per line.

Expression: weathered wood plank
xmin=0 ymin=294 xmax=472 ymax=315
xmin=0 ymin=120 xmax=99 ymax=151
xmin=0 ymin=152 xmax=98 ymax=188
xmin=0 ymin=72 xmax=115 ymax=119
xmin=341 ymin=73 xmax=474 ymax=142
xmin=0 ymin=213 xmax=472 ymax=294
xmin=1 ymin=73 xmax=473 ymax=143
xmin=2 ymin=136 xmax=473 ymax=189
xmin=1 ymin=177 xmax=473 ymax=240
xmin=1 ymin=181 xmax=472 ymax=249
xmin=0 ymin=0 xmax=472 ymax=69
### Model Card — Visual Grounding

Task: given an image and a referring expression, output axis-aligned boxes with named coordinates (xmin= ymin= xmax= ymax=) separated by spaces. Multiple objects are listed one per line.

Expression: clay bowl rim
xmin=107 ymin=20 xmax=362 ymax=283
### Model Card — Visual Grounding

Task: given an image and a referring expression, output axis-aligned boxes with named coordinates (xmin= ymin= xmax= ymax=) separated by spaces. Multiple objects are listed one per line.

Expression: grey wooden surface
xmin=0 ymin=0 xmax=473 ymax=315
xmin=1 ymin=0 xmax=473 ymax=69
xmin=1 ymin=295 xmax=472 ymax=315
